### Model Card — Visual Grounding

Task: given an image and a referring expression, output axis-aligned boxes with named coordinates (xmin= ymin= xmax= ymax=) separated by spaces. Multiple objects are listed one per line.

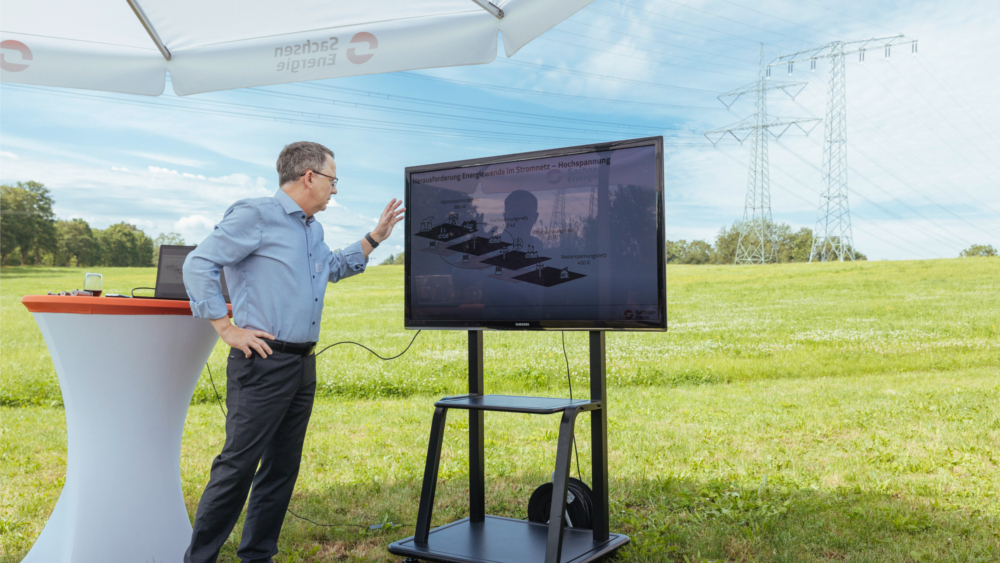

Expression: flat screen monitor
xmin=156 ymin=245 xmax=230 ymax=303
xmin=404 ymin=136 xmax=666 ymax=331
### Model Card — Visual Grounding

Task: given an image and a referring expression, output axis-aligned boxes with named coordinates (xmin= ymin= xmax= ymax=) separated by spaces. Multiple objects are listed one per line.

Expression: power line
xmin=790 ymin=135 xmax=971 ymax=249
xmin=847 ymin=103 xmax=1000 ymax=238
xmin=850 ymin=149 xmax=997 ymax=242
xmin=585 ymin=7 xmax=770 ymax=52
xmin=598 ymin=2 xmax=798 ymax=48
xmin=764 ymin=148 xmax=946 ymax=258
xmin=796 ymin=0 xmax=901 ymax=35
xmin=2 ymin=85 xmax=641 ymax=145
xmin=655 ymin=0 xmax=818 ymax=46
xmin=914 ymin=57 xmax=1000 ymax=150
xmin=498 ymin=59 xmax=720 ymax=94
xmin=711 ymin=0 xmax=840 ymax=39
xmin=781 ymin=136 xmax=973 ymax=253
xmin=395 ymin=72 xmax=727 ymax=111
xmin=299 ymin=83 xmax=672 ymax=131
xmin=559 ymin=19 xmax=756 ymax=64
xmin=246 ymin=86 xmax=691 ymax=138
xmin=8 ymin=84 xmax=717 ymax=150
xmin=717 ymin=145 xmax=929 ymax=257
xmin=847 ymin=149 xmax=980 ymax=249
xmin=857 ymin=64 xmax=1000 ymax=211
xmin=882 ymin=61 xmax=1000 ymax=170
xmin=535 ymin=34 xmax=752 ymax=76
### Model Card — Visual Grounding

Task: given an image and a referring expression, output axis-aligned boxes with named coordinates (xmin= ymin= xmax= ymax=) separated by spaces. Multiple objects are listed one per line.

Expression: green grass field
xmin=1 ymin=259 xmax=998 ymax=562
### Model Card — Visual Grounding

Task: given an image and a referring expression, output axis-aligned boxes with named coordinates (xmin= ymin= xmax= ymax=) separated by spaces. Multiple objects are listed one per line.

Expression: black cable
xmin=131 ymin=287 xmax=155 ymax=297
xmin=314 ymin=330 xmax=421 ymax=359
xmin=206 ymin=363 xmax=227 ymax=418
xmin=284 ymin=508 xmax=407 ymax=531
xmin=561 ymin=332 xmax=583 ymax=483
xmin=202 ymin=331 xmax=422 ymax=530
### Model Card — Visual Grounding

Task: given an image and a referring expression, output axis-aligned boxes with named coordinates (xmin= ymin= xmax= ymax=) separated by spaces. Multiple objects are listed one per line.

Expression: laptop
xmin=155 ymin=245 xmax=231 ymax=303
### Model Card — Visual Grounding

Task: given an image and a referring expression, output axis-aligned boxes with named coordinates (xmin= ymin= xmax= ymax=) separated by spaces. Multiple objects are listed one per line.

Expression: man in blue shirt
xmin=182 ymin=141 xmax=403 ymax=563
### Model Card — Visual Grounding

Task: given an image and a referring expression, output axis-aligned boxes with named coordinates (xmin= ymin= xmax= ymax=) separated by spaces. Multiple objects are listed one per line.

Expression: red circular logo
xmin=624 ymin=310 xmax=634 ymax=320
xmin=1 ymin=40 xmax=32 ymax=72
xmin=347 ymin=32 xmax=378 ymax=64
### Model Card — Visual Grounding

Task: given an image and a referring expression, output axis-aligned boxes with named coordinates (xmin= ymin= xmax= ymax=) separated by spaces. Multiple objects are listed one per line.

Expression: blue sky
xmin=2 ymin=0 xmax=998 ymax=263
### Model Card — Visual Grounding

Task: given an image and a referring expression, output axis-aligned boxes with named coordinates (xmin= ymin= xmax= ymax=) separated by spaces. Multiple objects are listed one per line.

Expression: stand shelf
xmin=435 ymin=395 xmax=600 ymax=415
xmin=389 ymin=516 xmax=628 ymax=563
xmin=388 ymin=331 xmax=628 ymax=563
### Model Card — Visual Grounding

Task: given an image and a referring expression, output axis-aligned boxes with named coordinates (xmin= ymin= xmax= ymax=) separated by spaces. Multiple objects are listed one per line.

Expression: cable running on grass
xmin=204 ymin=331 xmax=422 ymax=530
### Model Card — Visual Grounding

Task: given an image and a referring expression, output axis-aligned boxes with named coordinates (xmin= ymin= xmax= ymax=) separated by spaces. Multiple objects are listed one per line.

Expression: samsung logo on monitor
xmin=516 ymin=323 xmax=530 ymax=326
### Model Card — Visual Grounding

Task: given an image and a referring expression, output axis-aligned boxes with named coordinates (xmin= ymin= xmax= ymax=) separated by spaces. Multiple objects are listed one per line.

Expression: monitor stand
xmin=388 ymin=331 xmax=629 ymax=563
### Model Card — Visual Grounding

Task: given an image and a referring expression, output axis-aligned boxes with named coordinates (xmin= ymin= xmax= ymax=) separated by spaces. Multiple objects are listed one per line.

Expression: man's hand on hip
xmin=210 ymin=317 xmax=274 ymax=358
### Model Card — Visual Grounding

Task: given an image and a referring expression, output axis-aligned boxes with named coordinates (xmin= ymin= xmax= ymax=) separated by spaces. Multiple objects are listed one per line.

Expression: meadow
xmin=1 ymin=259 xmax=998 ymax=562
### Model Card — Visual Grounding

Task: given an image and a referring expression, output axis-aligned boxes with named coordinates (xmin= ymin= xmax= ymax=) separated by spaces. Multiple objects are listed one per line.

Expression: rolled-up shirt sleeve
xmin=328 ymin=240 xmax=368 ymax=283
xmin=183 ymin=203 xmax=262 ymax=319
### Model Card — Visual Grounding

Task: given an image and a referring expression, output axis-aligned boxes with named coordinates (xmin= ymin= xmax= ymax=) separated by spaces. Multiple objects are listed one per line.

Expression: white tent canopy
xmin=1 ymin=0 xmax=593 ymax=96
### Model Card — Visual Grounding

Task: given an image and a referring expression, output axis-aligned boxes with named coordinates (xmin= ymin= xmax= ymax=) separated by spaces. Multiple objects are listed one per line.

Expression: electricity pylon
xmin=767 ymin=35 xmax=918 ymax=262
xmin=706 ymin=46 xmax=819 ymax=264
xmin=550 ymin=188 xmax=567 ymax=230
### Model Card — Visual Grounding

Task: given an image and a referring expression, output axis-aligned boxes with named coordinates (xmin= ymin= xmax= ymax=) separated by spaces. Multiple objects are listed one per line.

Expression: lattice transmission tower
xmin=706 ymin=46 xmax=819 ymax=264
xmin=549 ymin=188 xmax=567 ymax=230
xmin=766 ymin=35 xmax=918 ymax=262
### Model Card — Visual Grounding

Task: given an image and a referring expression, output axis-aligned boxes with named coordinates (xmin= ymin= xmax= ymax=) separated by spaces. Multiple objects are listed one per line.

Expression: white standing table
xmin=21 ymin=296 xmax=228 ymax=563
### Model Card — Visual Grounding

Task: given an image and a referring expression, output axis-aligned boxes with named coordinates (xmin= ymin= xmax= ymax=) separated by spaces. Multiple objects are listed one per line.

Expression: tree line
xmin=668 ymin=222 xmax=868 ymax=264
xmin=379 ymin=252 xmax=405 ymax=265
xmin=1 ymin=181 xmax=184 ymax=267
xmin=3 ymin=181 xmax=993 ymax=267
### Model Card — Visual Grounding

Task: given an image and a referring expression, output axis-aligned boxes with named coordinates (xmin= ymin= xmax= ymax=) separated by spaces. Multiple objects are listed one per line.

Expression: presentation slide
xmin=408 ymin=144 xmax=661 ymax=324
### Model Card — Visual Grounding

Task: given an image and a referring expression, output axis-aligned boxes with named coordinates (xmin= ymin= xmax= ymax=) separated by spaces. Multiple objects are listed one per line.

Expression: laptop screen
xmin=155 ymin=245 xmax=231 ymax=302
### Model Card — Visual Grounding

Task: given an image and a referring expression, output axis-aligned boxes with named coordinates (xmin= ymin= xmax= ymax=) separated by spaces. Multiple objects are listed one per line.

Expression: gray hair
xmin=277 ymin=141 xmax=334 ymax=186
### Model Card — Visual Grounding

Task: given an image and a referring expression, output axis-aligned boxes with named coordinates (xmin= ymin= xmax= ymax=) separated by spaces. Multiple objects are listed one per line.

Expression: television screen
xmin=404 ymin=137 xmax=666 ymax=331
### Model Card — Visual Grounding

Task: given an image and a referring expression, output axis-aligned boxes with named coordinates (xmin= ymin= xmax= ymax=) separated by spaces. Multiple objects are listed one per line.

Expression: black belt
xmin=260 ymin=339 xmax=317 ymax=356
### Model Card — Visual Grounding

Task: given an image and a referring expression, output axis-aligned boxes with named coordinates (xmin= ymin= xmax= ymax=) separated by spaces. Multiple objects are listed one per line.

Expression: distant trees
xmin=55 ymin=218 xmax=100 ymax=266
xmin=666 ymin=239 xmax=713 ymax=264
xmin=153 ymin=232 xmax=186 ymax=265
xmin=98 ymin=223 xmax=154 ymax=267
xmin=960 ymin=244 xmax=997 ymax=257
xmin=1 ymin=181 xmax=57 ymax=265
xmin=380 ymin=252 xmax=405 ymax=266
xmin=667 ymin=221 xmax=867 ymax=265
xmin=1 ymin=181 xmax=163 ymax=267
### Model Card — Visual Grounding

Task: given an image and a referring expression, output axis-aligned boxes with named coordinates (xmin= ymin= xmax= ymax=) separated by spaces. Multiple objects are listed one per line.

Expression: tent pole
xmin=470 ymin=0 xmax=504 ymax=19
xmin=127 ymin=0 xmax=172 ymax=61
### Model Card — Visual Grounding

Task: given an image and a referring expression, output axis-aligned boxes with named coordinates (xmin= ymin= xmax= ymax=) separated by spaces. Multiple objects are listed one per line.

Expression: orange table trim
xmin=21 ymin=295 xmax=233 ymax=317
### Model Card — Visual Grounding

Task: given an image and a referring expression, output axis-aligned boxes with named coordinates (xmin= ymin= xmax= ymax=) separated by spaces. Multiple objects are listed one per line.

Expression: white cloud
xmin=128 ymin=151 xmax=208 ymax=168
xmin=149 ymin=166 xmax=180 ymax=175
xmin=0 ymin=151 xmax=19 ymax=160
xmin=174 ymin=214 xmax=217 ymax=244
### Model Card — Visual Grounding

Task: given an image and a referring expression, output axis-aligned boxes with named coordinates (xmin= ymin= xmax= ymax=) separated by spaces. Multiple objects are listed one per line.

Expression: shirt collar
xmin=274 ymin=189 xmax=314 ymax=223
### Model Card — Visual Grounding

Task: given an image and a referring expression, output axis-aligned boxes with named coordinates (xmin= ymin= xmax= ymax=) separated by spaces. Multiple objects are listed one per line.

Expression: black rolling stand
xmin=389 ymin=331 xmax=629 ymax=563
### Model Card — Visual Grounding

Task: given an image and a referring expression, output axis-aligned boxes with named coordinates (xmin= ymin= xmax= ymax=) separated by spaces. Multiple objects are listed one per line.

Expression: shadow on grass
xmin=205 ymin=475 xmax=999 ymax=563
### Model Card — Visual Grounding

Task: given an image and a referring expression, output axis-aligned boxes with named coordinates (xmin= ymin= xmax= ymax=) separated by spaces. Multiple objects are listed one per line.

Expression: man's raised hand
xmin=371 ymin=198 xmax=405 ymax=243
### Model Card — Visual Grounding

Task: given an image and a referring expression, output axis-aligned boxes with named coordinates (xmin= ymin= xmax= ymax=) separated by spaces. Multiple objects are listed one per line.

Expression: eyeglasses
xmin=304 ymin=169 xmax=338 ymax=187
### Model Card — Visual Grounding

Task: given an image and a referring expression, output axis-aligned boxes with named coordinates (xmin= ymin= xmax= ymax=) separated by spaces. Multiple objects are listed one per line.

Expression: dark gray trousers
xmin=185 ymin=349 xmax=316 ymax=563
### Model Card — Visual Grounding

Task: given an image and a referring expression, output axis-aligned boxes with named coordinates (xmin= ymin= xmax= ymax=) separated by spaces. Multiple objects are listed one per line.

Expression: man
xmin=182 ymin=141 xmax=404 ymax=563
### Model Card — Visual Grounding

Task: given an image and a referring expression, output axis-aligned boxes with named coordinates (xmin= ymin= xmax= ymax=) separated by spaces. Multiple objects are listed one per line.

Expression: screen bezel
xmin=404 ymin=136 xmax=666 ymax=332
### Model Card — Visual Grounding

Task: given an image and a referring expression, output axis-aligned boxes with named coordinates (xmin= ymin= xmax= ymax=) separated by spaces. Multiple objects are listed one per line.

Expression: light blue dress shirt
xmin=183 ymin=189 xmax=367 ymax=343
